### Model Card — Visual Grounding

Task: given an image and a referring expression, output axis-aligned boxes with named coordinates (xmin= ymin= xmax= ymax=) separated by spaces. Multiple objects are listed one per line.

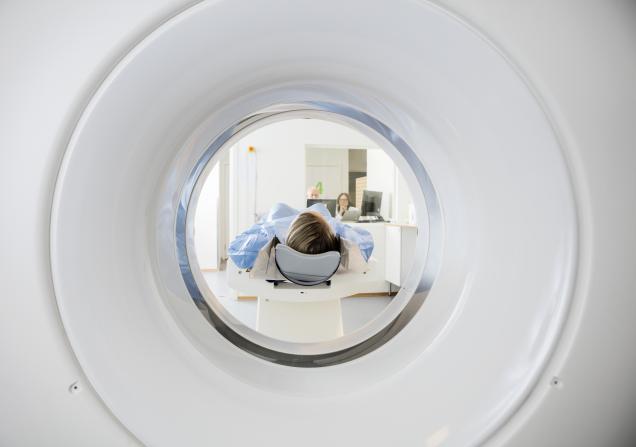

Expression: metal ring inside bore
xmin=175 ymin=101 xmax=442 ymax=367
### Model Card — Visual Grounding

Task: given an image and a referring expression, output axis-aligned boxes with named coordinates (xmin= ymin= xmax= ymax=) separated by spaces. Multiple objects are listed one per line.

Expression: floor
xmin=202 ymin=270 xmax=392 ymax=334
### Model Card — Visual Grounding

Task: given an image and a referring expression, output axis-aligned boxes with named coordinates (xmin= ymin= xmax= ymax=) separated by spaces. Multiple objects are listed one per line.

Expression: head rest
xmin=274 ymin=244 xmax=341 ymax=286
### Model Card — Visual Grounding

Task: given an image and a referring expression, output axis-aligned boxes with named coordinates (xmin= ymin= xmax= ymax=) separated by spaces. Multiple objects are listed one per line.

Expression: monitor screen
xmin=361 ymin=190 xmax=383 ymax=216
xmin=306 ymin=199 xmax=337 ymax=216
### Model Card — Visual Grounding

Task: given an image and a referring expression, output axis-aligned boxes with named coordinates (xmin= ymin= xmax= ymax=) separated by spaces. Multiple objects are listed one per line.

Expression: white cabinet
xmin=385 ymin=224 xmax=418 ymax=287
xmin=348 ymin=222 xmax=389 ymax=293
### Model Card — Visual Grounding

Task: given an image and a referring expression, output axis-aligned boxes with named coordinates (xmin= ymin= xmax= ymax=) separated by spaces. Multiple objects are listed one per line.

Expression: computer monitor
xmin=306 ymin=199 xmax=337 ymax=216
xmin=361 ymin=190 xmax=383 ymax=217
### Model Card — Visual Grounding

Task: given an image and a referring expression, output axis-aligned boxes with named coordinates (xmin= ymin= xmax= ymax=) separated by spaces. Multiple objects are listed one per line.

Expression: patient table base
xmin=256 ymin=298 xmax=343 ymax=342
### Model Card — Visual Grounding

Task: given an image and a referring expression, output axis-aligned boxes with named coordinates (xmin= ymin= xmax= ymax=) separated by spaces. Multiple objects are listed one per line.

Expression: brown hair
xmin=286 ymin=211 xmax=338 ymax=254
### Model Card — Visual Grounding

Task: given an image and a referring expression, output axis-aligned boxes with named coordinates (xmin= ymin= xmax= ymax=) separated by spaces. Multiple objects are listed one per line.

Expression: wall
xmin=365 ymin=149 xmax=415 ymax=223
xmin=229 ymin=143 xmax=257 ymax=241
xmin=230 ymin=119 xmax=380 ymax=233
xmin=366 ymin=148 xmax=395 ymax=219
xmin=306 ymin=148 xmax=349 ymax=199
xmin=194 ymin=162 xmax=220 ymax=270
xmin=394 ymin=168 xmax=414 ymax=224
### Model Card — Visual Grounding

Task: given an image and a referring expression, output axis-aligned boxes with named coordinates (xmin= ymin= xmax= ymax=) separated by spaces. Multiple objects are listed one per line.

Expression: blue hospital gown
xmin=228 ymin=203 xmax=374 ymax=269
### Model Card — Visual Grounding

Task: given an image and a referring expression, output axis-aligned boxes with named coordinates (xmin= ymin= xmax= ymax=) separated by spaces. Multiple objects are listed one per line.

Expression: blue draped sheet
xmin=228 ymin=202 xmax=374 ymax=269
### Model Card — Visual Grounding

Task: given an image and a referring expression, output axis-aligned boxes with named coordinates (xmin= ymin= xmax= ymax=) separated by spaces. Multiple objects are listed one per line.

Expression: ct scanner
xmin=1 ymin=1 xmax=635 ymax=446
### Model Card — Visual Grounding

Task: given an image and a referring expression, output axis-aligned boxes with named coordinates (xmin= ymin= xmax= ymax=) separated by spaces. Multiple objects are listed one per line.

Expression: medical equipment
xmin=274 ymin=243 xmax=341 ymax=286
xmin=2 ymin=0 xmax=636 ymax=445
xmin=226 ymin=241 xmax=376 ymax=342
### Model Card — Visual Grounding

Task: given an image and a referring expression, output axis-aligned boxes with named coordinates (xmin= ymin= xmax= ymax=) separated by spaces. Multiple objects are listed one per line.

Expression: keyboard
xmin=357 ymin=215 xmax=384 ymax=222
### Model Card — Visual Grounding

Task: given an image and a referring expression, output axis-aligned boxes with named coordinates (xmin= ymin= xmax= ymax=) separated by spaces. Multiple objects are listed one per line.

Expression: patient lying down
xmin=228 ymin=203 xmax=374 ymax=279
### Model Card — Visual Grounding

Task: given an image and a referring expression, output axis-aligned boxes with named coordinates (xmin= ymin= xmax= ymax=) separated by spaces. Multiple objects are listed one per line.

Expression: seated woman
xmin=228 ymin=202 xmax=373 ymax=270
xmin=335 ymin=192 xmax=360 ymax=221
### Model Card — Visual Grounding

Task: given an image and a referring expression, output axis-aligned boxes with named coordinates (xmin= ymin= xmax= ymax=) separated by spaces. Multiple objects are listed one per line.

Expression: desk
xmin=347 ymin=222 xmax=390 ymax=294
xmin=342 ymin=221 xmax=419 ymax=291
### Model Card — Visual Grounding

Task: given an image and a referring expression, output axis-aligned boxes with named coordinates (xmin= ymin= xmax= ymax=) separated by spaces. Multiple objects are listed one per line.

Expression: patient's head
xmin=286 ymin=211 xmax=338 ymax=255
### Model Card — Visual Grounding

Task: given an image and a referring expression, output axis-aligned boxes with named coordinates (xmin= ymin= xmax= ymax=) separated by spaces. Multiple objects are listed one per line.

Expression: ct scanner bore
xmin=178 ymin=104 xmax=437 ymax=363
xmin=2 ymin=1 xmax=636 ymax=446
xmin=49 ymin=0 xmax=578 ymax=442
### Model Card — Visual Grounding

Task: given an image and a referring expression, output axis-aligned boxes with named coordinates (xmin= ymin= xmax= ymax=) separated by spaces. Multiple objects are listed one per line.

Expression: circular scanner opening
xmin=177 ymin=104 xmax=439 ymax=366
xmin=48 ymin=1 xmax=580 ymax=439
